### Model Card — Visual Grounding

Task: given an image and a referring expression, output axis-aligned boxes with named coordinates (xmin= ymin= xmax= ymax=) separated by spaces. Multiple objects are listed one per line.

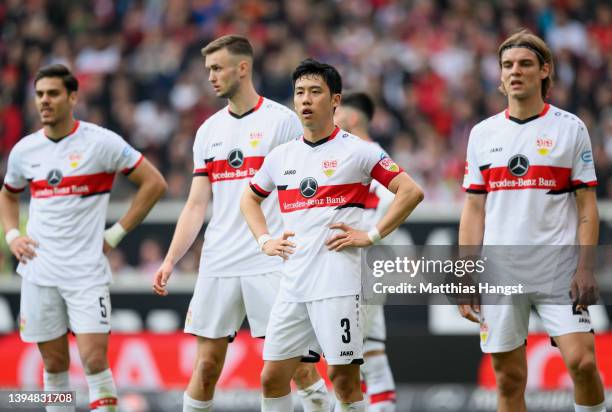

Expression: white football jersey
xmin=193 ymin=96 xmax=302 ymax=277
xmin=250 ymin=127 xmax=404 ymax=302
xmin=463 ymin=104 xmax=597 ymax=245
xmin=3 ymin=121 xmax=143 ymax=288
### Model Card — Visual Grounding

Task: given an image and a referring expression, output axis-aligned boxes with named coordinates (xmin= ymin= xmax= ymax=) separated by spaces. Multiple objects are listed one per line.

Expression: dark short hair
xmin=201 ymin=34 xmax=253 ymax=57
xmin=498 ymin=29 xmax=554 ymax=99
xmin=34 ymin=64 xmax=79 ymax=93
xmin=292 ymin=58 xmax=342 ymax=95
xmin=341 ymin=92 xmax=374 ymax=121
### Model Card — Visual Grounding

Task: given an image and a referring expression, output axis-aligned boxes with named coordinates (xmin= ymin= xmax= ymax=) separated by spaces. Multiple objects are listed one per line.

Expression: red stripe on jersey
xmin=250 ymin=182 xmax=271 ymax=197
xmin=122 ymin=154 xmax=144 ymax=175
xmin=207 ymin=156 xmax=265 ymax=183
xmin=371 ymin=158 xmax=403 ymax=188
xmin=3 ymin=183 xmax=25 ymax=193
xmin=365 ymin=191 xmax=380 ymax=209
xmin=370 ymin=390 xmax=396 ymax=404
xmin=463 ymin=183 xmax=486 ymax=192
xmin=482 ymin=165 xmax=571 ymax=192
xmin=571 ymin=179 xmax=597 ymax=188
xmin=30 ymin=172 xmax=115 ymax=198
xmin=278 ymin=183 xmax=369 ymax=213
xmin=89 ymin=397 xmax=118 ymax=409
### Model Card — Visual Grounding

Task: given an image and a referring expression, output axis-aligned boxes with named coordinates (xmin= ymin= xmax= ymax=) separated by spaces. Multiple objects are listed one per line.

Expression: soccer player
xmin=0 ymin=64 xmax=167 ymax=412
xmin=151 ymin=36 xmax=327 ymax=412
xmin=460 ymin=30 xmax=606 ymax=412
xmin=334 ymin=92 xmax=397 ymax=412
xmin=241 ymin=59 xmax=424 ymax=412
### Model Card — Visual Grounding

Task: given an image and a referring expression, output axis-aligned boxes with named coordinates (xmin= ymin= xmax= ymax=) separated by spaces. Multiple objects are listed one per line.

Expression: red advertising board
xmin=0 ymin=331 xmax=329 ymax=389
xmin=478 ymin=334 xmax=612 ymax=389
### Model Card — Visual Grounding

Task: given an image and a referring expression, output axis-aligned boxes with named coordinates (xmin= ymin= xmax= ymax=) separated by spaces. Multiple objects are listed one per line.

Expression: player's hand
xmin=153 ymin=260 xmax=174 ymax=296
xmin=103 ymin=240 xmax=112 ymax=254
xmin=8 ymin=236 xmax=38 ymax=264
xmin=458 ymin=303 xmax=480 ymax=323
xmin=325 ymin=223 xmax=371 ymax=251
xmin=262 ymin=231 xmax=296 ymax=260
xmin=570 ymin=268 xmax=599 ymax=308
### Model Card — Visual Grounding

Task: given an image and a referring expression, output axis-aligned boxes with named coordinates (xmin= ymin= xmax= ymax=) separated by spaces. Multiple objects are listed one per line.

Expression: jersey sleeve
xmin=249 ymin=149 xmax=278 ymax=198
xmin=105 ymin=132 xmax=143 ymax=175
xmin=363 ymin=144 xmax=404 ymax=188
xmin=462 ymin=128 xmax=486 ymax=193
xmin=570 ymin=123 xmax=597 ymax=190
xmin=3 ymin=146 xmax=27 ymax=193
xmin=275 ymin=111 xmax=303 ymax=147
xmin=193 ymin=124 xmax=209 ymax=177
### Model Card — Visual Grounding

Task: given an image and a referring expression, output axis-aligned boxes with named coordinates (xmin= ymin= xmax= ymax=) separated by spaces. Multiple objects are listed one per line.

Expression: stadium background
xmin=0 ymin=0 xmax=611 ymax=411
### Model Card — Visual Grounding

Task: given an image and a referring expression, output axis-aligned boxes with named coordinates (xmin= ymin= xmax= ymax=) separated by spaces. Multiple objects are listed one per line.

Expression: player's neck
xmin=44 ymin=117 xmax=77 ymax=141
xmin=303 ymin=121 xmax=336 ymax=144
xmin=507 ymin=96 xmax=546 ymax=120
xmin=228 ymin=85 xmax=260 ymax=116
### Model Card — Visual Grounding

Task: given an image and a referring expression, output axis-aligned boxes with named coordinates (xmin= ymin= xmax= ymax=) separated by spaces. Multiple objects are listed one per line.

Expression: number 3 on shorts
xmin=99 ymin=297 xmax=108 ymax=318
xmin=341 ymin=318 xmax=351 ymax=343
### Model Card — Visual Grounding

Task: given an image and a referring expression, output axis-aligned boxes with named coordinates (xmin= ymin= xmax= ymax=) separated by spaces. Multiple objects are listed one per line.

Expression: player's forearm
xmin=458 ymin=197 xmax=485 ymax=246
xmin=576 ymin=188 xmax=599 ymax=272
xmin=240 ymin=191 xmax=269 ymax=239
xmin=165 ymin=200 xmax=207 ymax=265
xmin=0 ymin=189 xmax=20 ymax=233
xmin=375 ymin=181 xmax=423 ymax=238
xmin=118 ymin=176 xmax=167 ymax=232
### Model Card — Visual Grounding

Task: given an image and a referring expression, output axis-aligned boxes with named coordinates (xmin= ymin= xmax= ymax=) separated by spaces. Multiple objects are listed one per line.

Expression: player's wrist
xmin=104 ymin=223 xmax=127 ymax=248
xmin=5 ymin=228 xmax=20 ymax=246
xmin=367 ymin=227 xmax=382 ymax=245
xmin=257 ymin=234 xmax=272 ymax=250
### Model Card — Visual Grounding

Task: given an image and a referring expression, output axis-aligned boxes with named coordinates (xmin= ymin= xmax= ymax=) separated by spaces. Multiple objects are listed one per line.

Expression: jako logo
xmin=340 ymin=351 xmax=353 ymax=356
xmin=283 ymin=170 xmax=296 ymax=175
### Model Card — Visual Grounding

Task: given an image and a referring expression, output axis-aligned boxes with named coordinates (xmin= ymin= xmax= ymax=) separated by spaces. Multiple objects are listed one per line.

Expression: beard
xmin=218 ymin=80 xmax=240 ymax=99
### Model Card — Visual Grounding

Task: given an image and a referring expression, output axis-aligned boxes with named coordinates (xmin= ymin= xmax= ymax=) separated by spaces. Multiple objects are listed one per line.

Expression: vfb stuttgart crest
xmin=379 ymin=158 xmax=399 ymax=172
xmin=249 ymin=132 xmax=263 ymax=148
xmin=536 ymin=136 xmax=554 ymax=155
xmin=322 ymin=159 xmax=338 ymax=177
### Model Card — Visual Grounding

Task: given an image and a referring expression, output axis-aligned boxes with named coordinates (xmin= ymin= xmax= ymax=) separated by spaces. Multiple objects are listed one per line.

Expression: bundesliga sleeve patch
xmin=371 ymin=158 xmax=403 ymax=188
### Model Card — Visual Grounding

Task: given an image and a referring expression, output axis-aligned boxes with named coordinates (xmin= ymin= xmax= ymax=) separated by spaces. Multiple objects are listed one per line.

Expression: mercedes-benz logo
xmin=299 ymin=177 xmax=318 ymax=198
xmin=507 ymin=154 xmax=529 ymax=177
xmin=46 ymin=169 xmax=63 ymax=186
xmin=227 ymin=149 xmax=244 ymax=169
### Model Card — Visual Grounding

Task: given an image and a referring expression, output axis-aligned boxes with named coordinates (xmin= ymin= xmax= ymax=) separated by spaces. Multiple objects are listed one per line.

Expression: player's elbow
xmin=401 ymin=181 xmax=424 ymax=207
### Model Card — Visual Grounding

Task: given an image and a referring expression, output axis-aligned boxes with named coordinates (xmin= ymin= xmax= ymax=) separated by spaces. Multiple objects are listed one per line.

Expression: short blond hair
xmin=498 ymin=29 xmax=554 ymax=99
xmin=201 ymin=35 xmax=253 ymax=58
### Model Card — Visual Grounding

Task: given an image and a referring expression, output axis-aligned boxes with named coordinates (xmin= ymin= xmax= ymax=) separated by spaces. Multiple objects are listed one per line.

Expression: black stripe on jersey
xmin=277 ymin=185 xmax=288 ymax=191
xmin=479 ymin=164 xmax=491 ymax=171
xmin=249 ymin=183 xmax=270 ymax=198
xmin=303 ymin=136 xmax=332 ymax=148
xmin=465 ymin=188 xmax=487 ymax=194
xmin=335 ymin=203 xmax=365 ymax=210
xmin=204 ymin=157 xmax=215 ymax=164
xmin=193 ymin=172 xmax=208 ymax=177
xmin=365 ymin=337 xmax=386 ymax=343
xmin=351 ymin=358 xmax=365 ymax=365
xmin=81 ymin=190 xmax=111 ymax=198
xmin=547 ymin=188 xmax=573 ymax=195
xmin=508 ymin=113 xmax=541 ymax=124
xmin=229 ymin=107 xmax=257 ymax=119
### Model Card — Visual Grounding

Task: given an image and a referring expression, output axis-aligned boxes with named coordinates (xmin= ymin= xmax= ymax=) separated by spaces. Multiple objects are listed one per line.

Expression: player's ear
xmin=68 ymin=90 xmax=78 ymax=107
xmin=331 ymin=93 xmax=341 ymax=110
xmin=540 ymin=62 xmax=550 ymax=80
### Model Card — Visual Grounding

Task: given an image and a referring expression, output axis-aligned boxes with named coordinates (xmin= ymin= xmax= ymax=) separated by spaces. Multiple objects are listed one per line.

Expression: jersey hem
xmin=278 ymin=290 xmax=361 ymax=303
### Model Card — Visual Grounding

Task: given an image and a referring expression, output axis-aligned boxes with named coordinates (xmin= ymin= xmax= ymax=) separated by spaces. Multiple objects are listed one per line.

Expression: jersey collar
xmin=228 ymin=96 xmax=264 ymax=119
xmin=302 ymin=126 xmax=340 ymax=148
xmin=44 ymin=120 xmax=80 ymax=143
xmin=505 ymin=103 xmax=550 ymax=125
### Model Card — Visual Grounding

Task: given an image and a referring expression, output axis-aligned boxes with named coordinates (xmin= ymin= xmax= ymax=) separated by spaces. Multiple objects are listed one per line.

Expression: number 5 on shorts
xmin=99 ymin=297 xmax=108 ymax=318
xmin=341 ymin=318 xmax=351 ymax=343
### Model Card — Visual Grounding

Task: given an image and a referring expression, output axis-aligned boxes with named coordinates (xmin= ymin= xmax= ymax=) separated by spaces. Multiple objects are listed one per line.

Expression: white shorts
xmin=184 ymin=272 xmax=281 ymax=339
xmin=19 ymin=278 xmax=111 ymax=343
xmin=363 ymin=305 xmax=386 ymax=353
xmin=480 ymin=300 xmax=593 ymax=353
xmin=263 ymin=295 xmax=364 ymax=365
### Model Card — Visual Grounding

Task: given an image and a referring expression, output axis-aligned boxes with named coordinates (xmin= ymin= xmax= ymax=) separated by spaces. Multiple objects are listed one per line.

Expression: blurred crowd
xmin=0 ymin=0 xmax=611 ymax=273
